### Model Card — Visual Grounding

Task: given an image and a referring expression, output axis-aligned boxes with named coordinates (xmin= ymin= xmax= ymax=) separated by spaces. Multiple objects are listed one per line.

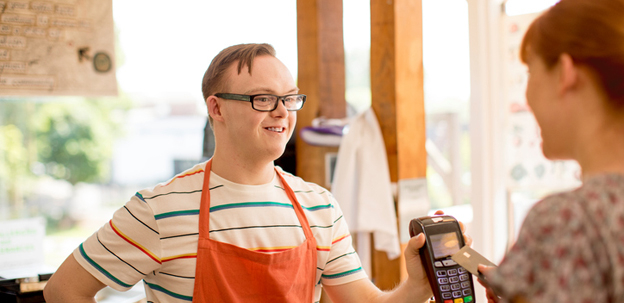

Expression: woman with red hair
xmin=480 ymin=0 xmax=624 ymax=302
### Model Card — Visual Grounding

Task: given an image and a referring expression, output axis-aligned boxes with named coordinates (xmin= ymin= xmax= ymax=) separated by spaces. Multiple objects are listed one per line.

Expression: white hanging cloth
xmin=331 ymin=107 xmax=401 ymax=275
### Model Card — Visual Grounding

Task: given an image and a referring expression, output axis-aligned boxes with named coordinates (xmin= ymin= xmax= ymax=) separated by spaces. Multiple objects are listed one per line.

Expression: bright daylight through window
xmin=0 ymin=0 xmax=560 ymax=292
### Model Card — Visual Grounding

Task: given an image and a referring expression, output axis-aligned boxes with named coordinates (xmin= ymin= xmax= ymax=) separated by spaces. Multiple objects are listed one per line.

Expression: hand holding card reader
xmin=409 ymin=215 xmax=475 ymax=303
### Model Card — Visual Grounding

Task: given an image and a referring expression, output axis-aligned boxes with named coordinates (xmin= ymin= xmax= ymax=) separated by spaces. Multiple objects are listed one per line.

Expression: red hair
xmin=520 ymin=0 xmax=624 ymax=109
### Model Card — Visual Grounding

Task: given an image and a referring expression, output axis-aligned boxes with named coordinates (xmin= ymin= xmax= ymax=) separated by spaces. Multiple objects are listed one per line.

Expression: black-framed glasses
xmin=214 ymin=93 xmax=306 ymax=112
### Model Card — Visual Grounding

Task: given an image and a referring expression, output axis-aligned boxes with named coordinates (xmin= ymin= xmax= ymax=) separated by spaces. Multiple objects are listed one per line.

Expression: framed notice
xmin=0 ymin=0 xmax=117 ymax=96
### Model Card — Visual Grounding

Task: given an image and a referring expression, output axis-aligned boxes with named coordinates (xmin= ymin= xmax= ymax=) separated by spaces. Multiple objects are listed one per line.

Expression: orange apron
xmin=192 ymin=160 xmax=317 ymax=303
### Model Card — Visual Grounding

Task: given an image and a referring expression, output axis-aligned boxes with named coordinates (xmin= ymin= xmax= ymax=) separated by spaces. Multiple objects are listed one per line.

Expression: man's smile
xmin=265 ymin=127 xmax=285 ymax=133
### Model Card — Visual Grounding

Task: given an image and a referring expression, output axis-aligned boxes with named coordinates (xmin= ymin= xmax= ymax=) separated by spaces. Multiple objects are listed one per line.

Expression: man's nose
xmin=271 ymin=98 xmax=289 ymax=116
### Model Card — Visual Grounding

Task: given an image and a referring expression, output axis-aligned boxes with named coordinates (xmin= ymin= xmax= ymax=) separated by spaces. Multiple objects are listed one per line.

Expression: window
xmin=343 ymin=0 xmax=472 ymax=215
xmin=0 ymin=0 xmax=298 ymax=277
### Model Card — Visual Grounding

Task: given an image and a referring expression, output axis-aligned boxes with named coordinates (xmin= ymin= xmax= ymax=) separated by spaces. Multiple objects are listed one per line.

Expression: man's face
xmin=218 ymin=55 xmax=298 ymax=163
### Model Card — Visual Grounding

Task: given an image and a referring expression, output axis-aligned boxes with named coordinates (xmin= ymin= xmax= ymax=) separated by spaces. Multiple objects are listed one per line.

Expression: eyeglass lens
xmin=253 ymin=95 xmax=304 ymax=111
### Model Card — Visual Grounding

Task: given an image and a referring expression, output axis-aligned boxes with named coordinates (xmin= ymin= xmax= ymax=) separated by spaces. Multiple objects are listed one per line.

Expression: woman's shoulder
xmin=524 ymin=174 xmax=624 ymax=235
xmin=529 ymin=189 xmax=583 ymax=218
xmin=515 ymin=189 xmax=589 ymax=242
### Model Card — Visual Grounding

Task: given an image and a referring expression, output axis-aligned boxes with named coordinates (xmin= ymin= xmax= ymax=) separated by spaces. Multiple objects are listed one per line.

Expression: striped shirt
xmin=74 ymin=162 xmax=367 ymax=302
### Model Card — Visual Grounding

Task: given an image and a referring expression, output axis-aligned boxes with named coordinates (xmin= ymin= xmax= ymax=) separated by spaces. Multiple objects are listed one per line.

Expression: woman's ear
xmin=558 ymin=53 xmax=579 ymax=96
xmin=207 ymin=95 xmax=224 ymax=123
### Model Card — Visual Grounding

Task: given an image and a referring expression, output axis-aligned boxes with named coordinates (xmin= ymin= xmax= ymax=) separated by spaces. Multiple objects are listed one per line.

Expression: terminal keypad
xmin=434 ymin=260 xmax=473 ymax=303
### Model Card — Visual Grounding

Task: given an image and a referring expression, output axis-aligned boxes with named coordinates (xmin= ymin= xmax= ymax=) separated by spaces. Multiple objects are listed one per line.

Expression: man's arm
xmin=43 ymin=254 xmax=106 ymax=303
xmin=325 ymin=211 xmax=472 ymax=303
xmin=323 ymin=233 xmax=433 ymax=303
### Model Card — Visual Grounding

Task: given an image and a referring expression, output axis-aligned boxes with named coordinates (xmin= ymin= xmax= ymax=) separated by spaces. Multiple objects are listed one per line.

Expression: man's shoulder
xmin=139 ymin=162 xmax=207 ymax=198
xmin=276 ymin=166 xmax=329 ymax=192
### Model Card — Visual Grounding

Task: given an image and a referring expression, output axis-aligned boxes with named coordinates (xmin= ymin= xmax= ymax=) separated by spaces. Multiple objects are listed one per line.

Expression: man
xmin=44 ymin=43 xmax=462 ymax=302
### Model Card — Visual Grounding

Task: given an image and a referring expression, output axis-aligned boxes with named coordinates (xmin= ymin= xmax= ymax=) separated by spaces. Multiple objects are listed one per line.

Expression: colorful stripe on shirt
xmin=163 ymin=168 xmax=204 ymax=187
xmin=110 ymin=220 xmax=161 ymax=264
xmin=79 ymin=244 xmax=133 ymax=288
xmin=317 ymin=234 xmax=350 ymax=252
xmin=210 ymin=201 xmax=292 ymax=212
xmin=322 ymin=267 xmax=364 ymax=279
xmin=144 ymin=281 xmax=193 ymax=301
xmin=332 ymin=234 xmax=351 ymax=245
xmin=154 ymin=209 xmax=200 ymax=220
xmin=162 ymin=253 xmax=197 ymax=262
xmin=209 ymin=201 xmax=334 ymax=213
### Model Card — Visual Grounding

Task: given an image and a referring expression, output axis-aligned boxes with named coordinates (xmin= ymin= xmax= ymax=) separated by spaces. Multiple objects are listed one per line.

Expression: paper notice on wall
xmin=397 ymin=178 xmax=430 ymax=243
xmin=0 ymin=217 xmax=46 ymax=276
xmin=0 ymin=0 xmax=117 ymax=96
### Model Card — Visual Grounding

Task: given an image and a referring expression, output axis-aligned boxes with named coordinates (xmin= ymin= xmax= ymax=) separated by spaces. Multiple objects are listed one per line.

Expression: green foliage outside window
xmin=0 ymin=96 xmax=131 ymax=220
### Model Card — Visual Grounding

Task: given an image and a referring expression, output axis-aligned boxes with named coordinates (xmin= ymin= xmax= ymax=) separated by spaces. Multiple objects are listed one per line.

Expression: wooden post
xmin=296 ymin=0 xmax=346 ymax=188
xmin=370 ymin=0 xmax=426 ymax=288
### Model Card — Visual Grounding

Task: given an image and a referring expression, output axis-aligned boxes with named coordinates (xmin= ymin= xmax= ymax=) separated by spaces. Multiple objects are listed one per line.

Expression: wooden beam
xmin=370 ymin=0 xmax=426 ymax=288
xmin=296 ymin=0 xmax=346 ymax=188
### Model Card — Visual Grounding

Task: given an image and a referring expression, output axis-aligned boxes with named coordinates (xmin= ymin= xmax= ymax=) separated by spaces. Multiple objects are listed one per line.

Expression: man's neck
xmin=210 ymin=152 xmax=276 ymax=185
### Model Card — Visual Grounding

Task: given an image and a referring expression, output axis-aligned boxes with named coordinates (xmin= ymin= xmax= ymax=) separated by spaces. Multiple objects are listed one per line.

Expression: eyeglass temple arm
xmin=216 ymin=93 xmax=251 ymax=102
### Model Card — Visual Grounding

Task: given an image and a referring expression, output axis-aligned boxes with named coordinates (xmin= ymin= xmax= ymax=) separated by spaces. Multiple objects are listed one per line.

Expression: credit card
xmin=451 ymin=246 xmax=497 ymax=277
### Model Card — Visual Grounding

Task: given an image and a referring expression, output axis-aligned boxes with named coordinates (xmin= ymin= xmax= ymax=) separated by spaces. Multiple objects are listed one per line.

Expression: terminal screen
xmin=430 ymin=232 xmax=460 ymax=259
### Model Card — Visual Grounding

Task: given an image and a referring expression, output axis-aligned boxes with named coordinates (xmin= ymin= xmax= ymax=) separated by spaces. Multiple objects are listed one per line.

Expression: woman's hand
xmin=477 ymin=264 xmax=501 ymax=303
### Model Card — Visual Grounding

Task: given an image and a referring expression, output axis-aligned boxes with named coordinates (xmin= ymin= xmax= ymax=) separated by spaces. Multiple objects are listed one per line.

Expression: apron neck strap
xmin=199 ymin=160 xmax=313 ymax=240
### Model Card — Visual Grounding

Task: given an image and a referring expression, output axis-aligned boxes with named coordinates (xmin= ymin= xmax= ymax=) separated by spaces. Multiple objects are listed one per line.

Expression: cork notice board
xmin=0 ymin=0 xmax=117 ymax=97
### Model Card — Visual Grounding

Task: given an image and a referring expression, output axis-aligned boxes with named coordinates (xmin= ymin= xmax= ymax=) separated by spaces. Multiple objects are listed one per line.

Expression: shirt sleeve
xmin=320 ymin=193 xmax=369 ymax=286
xmin=73 ymin=192 xmax=162 ymax=291
xmin=488 ymin=193 xmax=605 ymax=303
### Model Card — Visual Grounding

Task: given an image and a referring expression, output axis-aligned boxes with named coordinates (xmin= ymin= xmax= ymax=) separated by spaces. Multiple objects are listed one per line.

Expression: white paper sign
xmin=398 ymin=178 xmax=430 ymax=243
xmin=0 ymin=217 xmax=46 ymax=272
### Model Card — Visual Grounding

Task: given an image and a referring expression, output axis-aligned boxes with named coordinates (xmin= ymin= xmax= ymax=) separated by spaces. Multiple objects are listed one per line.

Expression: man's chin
xmin=270 ymin=148 xmax=288 ymax=162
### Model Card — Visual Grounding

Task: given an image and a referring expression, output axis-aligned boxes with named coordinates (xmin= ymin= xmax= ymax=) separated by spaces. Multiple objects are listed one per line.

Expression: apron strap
xmin=199 ymin=160 xmax=313 ymax=240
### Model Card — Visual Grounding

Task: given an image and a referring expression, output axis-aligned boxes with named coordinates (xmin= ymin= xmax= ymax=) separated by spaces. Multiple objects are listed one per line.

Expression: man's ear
xmin=207 ymin=95 xmax=224 ymax=122
xmin=558 ymin=53 xmax=579 ymax=96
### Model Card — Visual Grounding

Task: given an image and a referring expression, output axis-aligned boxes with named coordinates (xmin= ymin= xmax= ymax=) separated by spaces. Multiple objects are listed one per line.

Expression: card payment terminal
xmin=409 ymin=215 xmax=475 ymax=303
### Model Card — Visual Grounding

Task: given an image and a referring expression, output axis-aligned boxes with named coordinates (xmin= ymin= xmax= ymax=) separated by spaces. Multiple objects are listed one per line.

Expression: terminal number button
xmin=443 ymin=260 xmax=458 ymax=266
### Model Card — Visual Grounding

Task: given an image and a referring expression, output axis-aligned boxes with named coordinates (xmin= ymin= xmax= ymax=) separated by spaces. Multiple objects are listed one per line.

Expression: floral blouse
xmin=489 ymin=174 xmax=624 ymax=303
